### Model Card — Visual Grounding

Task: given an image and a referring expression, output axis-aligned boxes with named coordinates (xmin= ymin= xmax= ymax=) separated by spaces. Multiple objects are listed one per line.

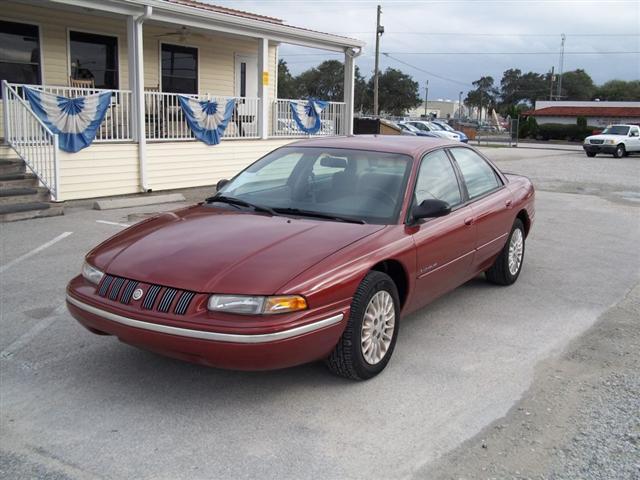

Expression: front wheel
xmin=325 ymin=271 xmax=400 ymax=380
xmin=613 ymin=144 xmax=626 ymax=158
xmin=586 ymin=152 xmax=596 ymax=158
xmin=485 ymin=219 xmax=525 ymax=286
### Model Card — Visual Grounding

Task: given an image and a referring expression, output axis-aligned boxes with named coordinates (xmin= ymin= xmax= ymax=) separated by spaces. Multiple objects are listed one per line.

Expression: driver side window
xmin=414 ymin=150 xmax=462 ymax=207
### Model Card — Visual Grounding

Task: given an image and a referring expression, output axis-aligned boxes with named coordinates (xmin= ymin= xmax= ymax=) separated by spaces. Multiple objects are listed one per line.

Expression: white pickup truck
xmin=583 ymin=124 xmax=640 ymax=158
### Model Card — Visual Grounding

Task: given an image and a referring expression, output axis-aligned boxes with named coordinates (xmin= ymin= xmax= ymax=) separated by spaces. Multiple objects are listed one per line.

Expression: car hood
xmin=90 ymin=205 xmax=385 ymax=294
xmin=586 ymin=134 xmax=625 ymax=141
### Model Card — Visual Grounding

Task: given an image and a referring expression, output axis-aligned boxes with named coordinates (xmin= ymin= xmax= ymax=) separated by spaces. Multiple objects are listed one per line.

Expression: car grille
xmin=590 ymin=139 xmax=604 ymax=144
xmin=97 ymin=274 xmax=196 ymax=315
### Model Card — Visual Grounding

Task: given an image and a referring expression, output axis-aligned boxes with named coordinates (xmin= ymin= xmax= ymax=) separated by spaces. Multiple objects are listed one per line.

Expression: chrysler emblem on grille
xmin=132 ymin=288 xmax=144 ymax=301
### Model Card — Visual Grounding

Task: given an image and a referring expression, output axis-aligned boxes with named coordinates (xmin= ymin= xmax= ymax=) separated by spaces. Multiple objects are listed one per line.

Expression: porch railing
xmin=8 ymin=83 xmax=133 ymax=142
xmin=144 ymin=92 xmax=260 ymax=141
xmin=271 ymin=99 xmax=347 ymax=137
xmin=2 ymin=81 xmax=59 ymax=201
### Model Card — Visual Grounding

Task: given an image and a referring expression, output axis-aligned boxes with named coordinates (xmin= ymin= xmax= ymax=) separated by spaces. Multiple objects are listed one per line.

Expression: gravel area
xmin=419 ymin=283 xmax=640 ymax=480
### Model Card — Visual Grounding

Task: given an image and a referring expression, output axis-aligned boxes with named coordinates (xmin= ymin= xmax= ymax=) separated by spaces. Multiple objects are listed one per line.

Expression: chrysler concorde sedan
xmin=67 ymin=136 xmax=535 ymax=380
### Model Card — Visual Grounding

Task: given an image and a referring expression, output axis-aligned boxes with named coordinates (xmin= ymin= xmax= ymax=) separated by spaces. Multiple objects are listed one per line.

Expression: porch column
xmin=343 ymin=50 xmax=356 ymax=136
xmin=257 ymin=37 xmax=269 ymax=139
xmin=128 ymin=6 xmax=152 ymax=192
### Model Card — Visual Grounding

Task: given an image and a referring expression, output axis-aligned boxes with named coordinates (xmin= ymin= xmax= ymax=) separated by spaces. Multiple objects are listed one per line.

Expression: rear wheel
xmin=325 ymin=271 xmax=399 ymax=380
xmin=586 ymin=152 xmax=596 ymax=158
xmin=485 ymin=219 xmax=525 ymax=286
xmin=613 ymin=144 xmax=626 ymax=158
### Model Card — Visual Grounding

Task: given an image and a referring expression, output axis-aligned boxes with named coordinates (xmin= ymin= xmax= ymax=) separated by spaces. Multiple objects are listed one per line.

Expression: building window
xmin=69 ymin=31 xmax=119 ymax=89
xmin=161 ymin=44 xmax=198 ymax=94
xmin=240 ymin=62 xmax=246 ymax=97
xmin=0 ymin=20 xmax=41 ymax=95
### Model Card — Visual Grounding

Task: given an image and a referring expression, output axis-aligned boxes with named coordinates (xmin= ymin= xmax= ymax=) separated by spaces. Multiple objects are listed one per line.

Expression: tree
xmin=518 ymin=72 xmax=548 ymax=105
xmin=289 ymin=60 xmax=367 ymax=108
xmin=499 ymin=68 xmax=522 ymax=108
xmin=277 ymin=59 xmax=298 ymax=99
xmin=559 ymin=69 xmax=595 ymax=100
xmin=466 ymin=76 xmax=499 ymax=120
xmin=594 ymin=80 xmax=640 ymax=101
xmin=368 ymin=68 xmax=421 ymax=116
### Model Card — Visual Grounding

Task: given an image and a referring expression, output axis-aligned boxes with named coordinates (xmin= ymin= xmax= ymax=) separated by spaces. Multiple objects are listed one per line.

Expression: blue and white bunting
xmin=178 ymin=96 xmax=236 ymax=145
xmin=289 ymin=98 xmax=328 ymax=134
xmin=23 ymin=86 xmax=112 ymax=153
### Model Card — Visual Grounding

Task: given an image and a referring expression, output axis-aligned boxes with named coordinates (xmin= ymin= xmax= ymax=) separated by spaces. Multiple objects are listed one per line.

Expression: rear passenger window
xmin=449 ymin=148 xmax=501 ymax=199
xmin=414 ymin=149 xmax=462 ymax=207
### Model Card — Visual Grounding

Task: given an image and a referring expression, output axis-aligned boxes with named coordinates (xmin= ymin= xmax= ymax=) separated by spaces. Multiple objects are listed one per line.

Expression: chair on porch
xmin=69 ymin=77 xmax=95 ymax=89
xmin=231 ymin=99 xmax=256 ymax=138
xmin=144 ymin=85 xmax=163 ymax=139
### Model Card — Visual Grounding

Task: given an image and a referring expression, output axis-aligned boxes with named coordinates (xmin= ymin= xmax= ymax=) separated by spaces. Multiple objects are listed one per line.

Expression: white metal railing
xmin=271 ymin=99 xmax=346 ymax=137
xmin=8 ymin=83 xmax=132 ymax=142
xmin=143 ymin=92 xmax=260 ymax=141
xmin=2 ymin=81 xmax=59 ymax=201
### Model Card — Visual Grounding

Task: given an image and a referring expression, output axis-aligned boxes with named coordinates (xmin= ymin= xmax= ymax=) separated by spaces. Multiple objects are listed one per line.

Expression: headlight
xmin=82 ymin=261 xmax=104 ymax=285
xmin=207 ymin=294 xmax=307 ymax=315
xmin=605 ymin=139 xmax=616 ymax=145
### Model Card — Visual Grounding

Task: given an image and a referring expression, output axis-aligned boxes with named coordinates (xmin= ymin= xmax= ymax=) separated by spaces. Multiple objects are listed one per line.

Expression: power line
xmin=327 ymin=32 xmax=640 ymax=37
xmin=381 ymin=53 xmax=470 ymax=86
xmin=381 ymin=51 xmax=640 ymax=55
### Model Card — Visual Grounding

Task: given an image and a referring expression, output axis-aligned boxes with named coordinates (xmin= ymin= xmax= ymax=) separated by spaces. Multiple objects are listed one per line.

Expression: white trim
xmin=67 ymin=294 xmax=344 ymax=344
xmin=158 ymin=41 xmax=200 ymax=94
xmin=67 ymin=27 xmax=122 ymax=89
xmin=47 ymin=0 xmax=364 ymax=50
xmin=0 ymin=17 xmax=45 ymax=86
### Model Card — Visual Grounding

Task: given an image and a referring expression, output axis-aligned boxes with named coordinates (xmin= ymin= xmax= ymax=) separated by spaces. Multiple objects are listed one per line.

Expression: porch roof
xmin=48 ymin=0 xmax=365 ymax=52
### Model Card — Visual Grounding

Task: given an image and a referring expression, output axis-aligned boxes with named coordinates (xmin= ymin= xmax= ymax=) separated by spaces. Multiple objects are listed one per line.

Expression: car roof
xmin=287 ymin=135 xmax=456 ymax=157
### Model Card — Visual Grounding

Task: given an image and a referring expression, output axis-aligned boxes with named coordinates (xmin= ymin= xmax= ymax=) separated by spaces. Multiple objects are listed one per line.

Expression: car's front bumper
xmin=67 ymin=277 xmax=349 ymax=371
xmin=583 ymin=144 xmax=617 ymax=154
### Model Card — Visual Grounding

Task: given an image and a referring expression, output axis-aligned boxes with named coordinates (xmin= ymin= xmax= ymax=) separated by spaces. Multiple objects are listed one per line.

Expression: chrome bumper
xmin=67 ymin=294 xmax=344 ymax=344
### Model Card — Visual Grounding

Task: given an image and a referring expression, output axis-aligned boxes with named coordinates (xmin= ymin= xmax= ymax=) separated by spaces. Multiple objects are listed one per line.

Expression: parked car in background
xmin=398 ymin=122 xmax=440 ymax=138
xmin=430 ymin=120 xmax=469 ymax=143
xmin=405 ymin=120 xmax=461 ymax=142
xmin=583 ymin=124 xmax=640 ymax=158
xmin=67 ymin=136 xmax=534 ymax=380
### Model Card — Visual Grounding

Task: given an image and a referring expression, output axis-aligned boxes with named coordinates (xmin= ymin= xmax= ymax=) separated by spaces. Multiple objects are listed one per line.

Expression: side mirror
xmin=216 ymin=178 xmax=229 ymax=191
xmin=411 ymin=199 xmax=451 ymax=221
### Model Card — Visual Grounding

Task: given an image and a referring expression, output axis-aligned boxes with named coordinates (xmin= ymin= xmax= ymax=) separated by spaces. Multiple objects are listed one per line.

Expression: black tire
xmin=613 ymin=144 xmax=625 ymax=158
xmin=325 ymin=271 xmax=400 ymax=380
xmin=586 ymin=152 xmax=596 ymax=158
xmin=485 ymin=219 xmax=525 ymax=286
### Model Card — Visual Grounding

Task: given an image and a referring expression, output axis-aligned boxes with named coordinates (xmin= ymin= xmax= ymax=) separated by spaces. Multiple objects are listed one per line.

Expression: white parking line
xmin=0 ymin=231 xmax=73 ymax=274
xmin=0 ymin=303 xmax=66 ymax=359
xmin=96 ymin=220 xmax=131 ymax=228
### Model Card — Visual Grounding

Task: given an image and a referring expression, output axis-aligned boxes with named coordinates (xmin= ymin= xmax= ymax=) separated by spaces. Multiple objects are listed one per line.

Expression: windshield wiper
xmin=206 ymin=195 xmax=277 ymax=216
xmin=272 ymin=207 xmax=366 ymax=224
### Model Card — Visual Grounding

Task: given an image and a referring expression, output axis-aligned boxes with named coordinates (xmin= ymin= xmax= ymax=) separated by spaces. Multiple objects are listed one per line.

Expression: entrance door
xmin=234 ymin=54 xmax=258 ymax=136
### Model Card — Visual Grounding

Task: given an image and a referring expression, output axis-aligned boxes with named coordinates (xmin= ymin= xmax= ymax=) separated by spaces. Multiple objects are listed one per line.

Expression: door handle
xmin=464 ymin=217 xmax=474 ymax=226
xmin=505 ymin=200 xmax=513 ymax=208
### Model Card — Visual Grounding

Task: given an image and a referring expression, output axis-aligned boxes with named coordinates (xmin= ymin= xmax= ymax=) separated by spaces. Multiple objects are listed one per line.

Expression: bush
xmin=576 ymin=116 xmax=587 ymax=129
xmin=537 ymin=123 xmax=594 ymax=142
xmin=519 ymin=116 xmax=538 ymax=138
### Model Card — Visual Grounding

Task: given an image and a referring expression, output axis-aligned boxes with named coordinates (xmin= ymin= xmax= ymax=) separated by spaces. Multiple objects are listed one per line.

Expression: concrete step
xmin=0 ymin=202 xmax=64 ymax=222
xmin=0 ymin=146 xmax=20 ymax=160
xmin=0 ymin=173 xmax=38 ymax=189
xmin=0 ymin=187 xmax=49 ymax=205
xmin=0 ymin=158 xmax=26 ymax=176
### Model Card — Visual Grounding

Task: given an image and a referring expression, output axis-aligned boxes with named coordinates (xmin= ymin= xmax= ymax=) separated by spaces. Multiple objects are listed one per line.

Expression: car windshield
xmin=435 ymin=122 xmax=455 ymax=132
xmin=400 ymin=123 xmax=419 ymax=132
xmin=602 ymin=125 xmax=630 ymax=135
xmin=428 ymin=122 xmax=445 ymax=131
xmin=214 ymin=147 xmax=413 ymax=224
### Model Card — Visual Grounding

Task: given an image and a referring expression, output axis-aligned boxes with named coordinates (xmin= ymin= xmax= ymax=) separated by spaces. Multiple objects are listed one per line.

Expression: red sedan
xmin=67 ymin=136 xmax=535 ymax=379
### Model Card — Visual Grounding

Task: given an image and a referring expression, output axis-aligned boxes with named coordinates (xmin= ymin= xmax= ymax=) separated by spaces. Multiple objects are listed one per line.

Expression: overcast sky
xmin=213 ymin=0 xmax=639 ymax=100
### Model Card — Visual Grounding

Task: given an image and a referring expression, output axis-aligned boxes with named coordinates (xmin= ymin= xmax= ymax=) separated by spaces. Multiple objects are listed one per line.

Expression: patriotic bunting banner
xmin=289 ymin=98 xmax=328 ymax=134
xmin=23 ymin=86 xmax=112 ymax=153
xmin=178 ymin=96 xmax=236 ymax=145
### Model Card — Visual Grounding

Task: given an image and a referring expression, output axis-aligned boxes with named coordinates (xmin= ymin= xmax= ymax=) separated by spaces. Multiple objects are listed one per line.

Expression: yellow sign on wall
xmin=262 ymin=71 xmax=269 ymax=86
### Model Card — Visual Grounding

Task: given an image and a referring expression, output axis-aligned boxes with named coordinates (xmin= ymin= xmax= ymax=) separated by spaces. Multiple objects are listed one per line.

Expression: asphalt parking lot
xmin=1 ymin=146 xmax=639 ymax=479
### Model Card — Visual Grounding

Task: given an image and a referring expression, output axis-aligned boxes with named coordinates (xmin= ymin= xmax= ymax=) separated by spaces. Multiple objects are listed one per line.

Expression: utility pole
xmin=548 ymin=66 xmax=555 ymax=100
xmin=424 ymin=80 xmax=429 ymax=117
xmin=373 ymin=4 xmax=383 ymax=116
xmin=458 ymin=91 xmax=463 ymax=119
xmin=556 ymin=34 xmax=566 ymax=100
